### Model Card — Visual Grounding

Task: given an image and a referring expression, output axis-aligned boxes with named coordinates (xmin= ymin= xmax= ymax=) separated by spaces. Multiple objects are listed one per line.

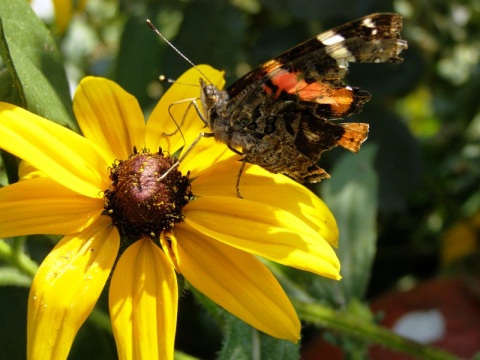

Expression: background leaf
xmin=321 ymin=145 xmax=379 ymax=300
xmin=0 ymin=0 xmax=76 ymax=130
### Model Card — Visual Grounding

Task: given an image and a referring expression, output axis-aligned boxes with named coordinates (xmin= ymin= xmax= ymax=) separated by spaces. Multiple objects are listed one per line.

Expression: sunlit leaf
xmin=0 ymin=0 xmax=76 ymax=130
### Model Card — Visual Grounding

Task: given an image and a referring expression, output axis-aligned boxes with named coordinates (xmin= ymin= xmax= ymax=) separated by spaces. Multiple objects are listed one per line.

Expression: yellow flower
xmin=0 ymin=65 xmax=340 ymax=359
xmin=53 ymin=0 xmax=87 ymax=34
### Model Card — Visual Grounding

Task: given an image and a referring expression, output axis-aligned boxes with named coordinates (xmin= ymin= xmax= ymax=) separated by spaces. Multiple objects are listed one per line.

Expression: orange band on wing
xmin=262 ymin=68 xmax=354 ymax=115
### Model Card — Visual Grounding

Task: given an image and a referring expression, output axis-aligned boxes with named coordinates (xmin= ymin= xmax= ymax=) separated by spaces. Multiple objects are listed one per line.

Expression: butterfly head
xmin=199 ymin=78 xmax=229 ymax=127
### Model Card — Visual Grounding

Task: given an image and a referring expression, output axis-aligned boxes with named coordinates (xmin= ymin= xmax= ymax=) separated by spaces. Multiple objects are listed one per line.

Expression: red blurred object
xmin=301 ymin=277 xmax=480 ymax=359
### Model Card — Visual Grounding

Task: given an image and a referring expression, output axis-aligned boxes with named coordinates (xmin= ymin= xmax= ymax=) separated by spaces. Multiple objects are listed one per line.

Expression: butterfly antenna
xmin=146 ymin=19 xmax=213 ymax=84
xmin=159 ymin=75 xmax=202 ymax=88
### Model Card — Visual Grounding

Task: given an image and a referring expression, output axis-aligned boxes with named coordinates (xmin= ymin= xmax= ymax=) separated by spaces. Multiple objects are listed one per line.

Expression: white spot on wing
xmin=327 ymin=46 xmax=354 ymax=61
xmin=317 ymin=31 xmax=345 ymax=46
xmin=362 ymin=17 xmax=376 ymax=28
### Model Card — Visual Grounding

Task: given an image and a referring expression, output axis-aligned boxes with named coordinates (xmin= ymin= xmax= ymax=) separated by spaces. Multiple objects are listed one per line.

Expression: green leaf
xmin=321 ymin=144 xmax=379 ymax=300
xmin=365 ymin=108 xmax=423 ymax=212
xmin=114 ymin=5 xmax=171 ymax=109
xmin=168 ymin=1 xmax=247 ymax=84
xmin=0 ymin=0 xmax=76 ymax=130
xmin=0 ymin=64 xmax=23 ymax=106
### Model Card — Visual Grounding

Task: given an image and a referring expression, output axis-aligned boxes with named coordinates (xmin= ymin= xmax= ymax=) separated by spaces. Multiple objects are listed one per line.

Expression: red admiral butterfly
xmin=199 ymin=13 xmax=407 ymax=185
xmin=148 ymin=13 xmax=407 ymax=195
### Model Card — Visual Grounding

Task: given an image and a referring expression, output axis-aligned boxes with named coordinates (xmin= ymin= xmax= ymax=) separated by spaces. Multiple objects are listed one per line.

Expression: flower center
xmin=103 ymin=148 xmax=192 ymax=240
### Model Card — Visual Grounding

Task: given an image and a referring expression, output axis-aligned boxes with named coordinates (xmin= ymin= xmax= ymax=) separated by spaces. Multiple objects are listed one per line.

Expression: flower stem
xmin=266 ymin=262 xmax=460 ymax=359
xmin=0 ymin=238 xmax=38 ymax=278
xmin=294 ymin=300 xmax=461 ymax=360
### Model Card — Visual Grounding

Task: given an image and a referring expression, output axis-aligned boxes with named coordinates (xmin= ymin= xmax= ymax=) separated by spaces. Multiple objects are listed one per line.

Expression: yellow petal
xmin=52 ymin=0 xmax=72 ymax=34
xmin=171 ymin=226 xmax=301 ymax=341
xmin=181 ymin=197 xmax=341 ymax=280
xmin=179 ymin=136 xmax=240 ymax=178
xmin=0 ymin=177 xmax=103 ymax=237
xmin=27 ymin=217 xmax=119 ymax=360
xmin=145 ymin=65 xmax=225 ymax=153
xmin=109 ymin=239 xmax=178 ymax=360
xmin=191 ymin=159 xmax=339 ymax=246
xmin=52 ymin=0 xmax=86 ymax=33
xmin=0 ymin=103 xmax=111 ymax=198
xmin=18 ymin=161 xmax=46 ymax=180
xmin=73 ymin=77 xmax=146 ymax=161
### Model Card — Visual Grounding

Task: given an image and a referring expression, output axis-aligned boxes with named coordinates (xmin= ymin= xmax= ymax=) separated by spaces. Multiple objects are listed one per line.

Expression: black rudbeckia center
xmin=103 ymin=148 xmax=192 ymax=240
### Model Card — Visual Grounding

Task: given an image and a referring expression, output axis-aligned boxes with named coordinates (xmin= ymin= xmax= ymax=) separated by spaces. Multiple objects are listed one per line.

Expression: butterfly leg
xmin=163 ymin=98 xmax=200 ymax=136
xmin=159 ymin=131 xmax=214 ymax=181
xmin=235 ymin=157 xmax=247 ymax=199
xmin=191 ymin=99 xmax=209 ymax=127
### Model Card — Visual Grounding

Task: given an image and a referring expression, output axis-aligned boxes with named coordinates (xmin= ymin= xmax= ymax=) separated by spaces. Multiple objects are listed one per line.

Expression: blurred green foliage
xmin=1 ymin=0 xmax=479 ymax=358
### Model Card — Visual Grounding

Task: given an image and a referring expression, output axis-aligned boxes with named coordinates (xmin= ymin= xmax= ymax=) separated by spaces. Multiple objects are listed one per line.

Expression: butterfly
xmin=198 ymin=13 xmax=407 ymax=189
xmin=148 ymin=13 xmax=407 ymax=196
